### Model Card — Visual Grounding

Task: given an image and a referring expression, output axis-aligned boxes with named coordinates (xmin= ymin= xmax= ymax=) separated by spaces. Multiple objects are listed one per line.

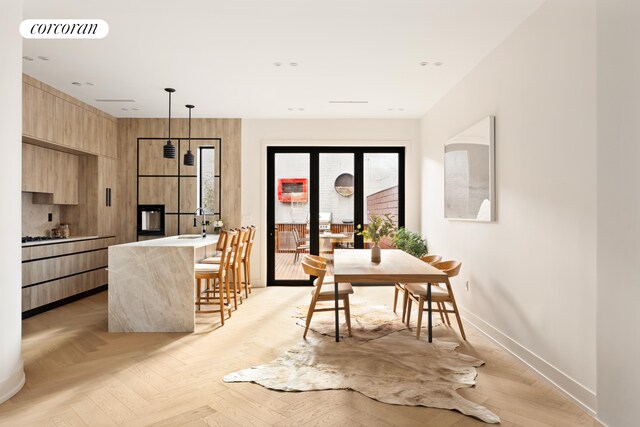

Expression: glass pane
xmin=363 ymin=153 xmax=399 ymax=248
xmin=275 ymin=153 xmax=310 ymax=280
xmin=319 ymin=153 xmax=354 ymax=262
xmin=199 ymin=147 xmax=218 ymax=215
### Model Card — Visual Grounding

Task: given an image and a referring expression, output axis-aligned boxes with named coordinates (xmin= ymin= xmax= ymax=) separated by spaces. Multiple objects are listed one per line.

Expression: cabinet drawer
xmin=22 ymin=268 xmax=108 ymax=311
xmin=22 ymin=248 xmax=108 ymax=287
xmin=22 ymin=237 xmax=116 ymax=262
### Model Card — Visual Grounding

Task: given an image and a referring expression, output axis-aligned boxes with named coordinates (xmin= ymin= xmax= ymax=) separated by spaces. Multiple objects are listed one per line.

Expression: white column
xmin=0 ymin=0 xmax=25 ymax=404
xmin=596 ymin=0 xmax=640 ymax=425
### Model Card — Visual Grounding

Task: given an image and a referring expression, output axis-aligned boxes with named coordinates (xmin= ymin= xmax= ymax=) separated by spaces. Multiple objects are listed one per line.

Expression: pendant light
xmin=163 ymin=88 xmax=176 ymax=159
xmin=184 ymin=104 xmax=195 ymax=166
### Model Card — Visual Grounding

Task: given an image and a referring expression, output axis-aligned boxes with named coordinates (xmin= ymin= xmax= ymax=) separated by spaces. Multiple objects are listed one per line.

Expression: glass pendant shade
xmin=163 ymin=88 xmax=176 ymax=159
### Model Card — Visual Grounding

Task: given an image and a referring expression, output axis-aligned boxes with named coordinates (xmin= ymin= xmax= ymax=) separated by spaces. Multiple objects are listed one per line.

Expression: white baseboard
xmin=0 ymin=361 xmax=25 ymax=405
xmin=461 ymin=308 xmax=597 ymax=416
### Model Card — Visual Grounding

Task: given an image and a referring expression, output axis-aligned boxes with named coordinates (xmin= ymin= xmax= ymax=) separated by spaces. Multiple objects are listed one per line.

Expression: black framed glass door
xmin=267 ymin=146 xmax=405 ymax=286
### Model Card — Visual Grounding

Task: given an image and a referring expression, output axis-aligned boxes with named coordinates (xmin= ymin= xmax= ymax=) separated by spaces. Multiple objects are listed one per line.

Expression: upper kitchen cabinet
xmin=22 ymin=76 xmax=118 ymax=159
xmin=22 ymin=82 xmax=59 ymax=143
xmin=100 ymin=116 xmax=118 ymax=158
xmin=23 ymin=143 xmax=79 ymax=205
xmin=62 ymin=101 xmax=86 ymax=152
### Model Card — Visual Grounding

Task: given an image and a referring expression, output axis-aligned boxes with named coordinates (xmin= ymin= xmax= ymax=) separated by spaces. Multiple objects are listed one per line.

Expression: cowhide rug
xmin=225 ymin=325 xmax=500 ymax=423
xmin=293 ymin=301 xmax=443 ymax=341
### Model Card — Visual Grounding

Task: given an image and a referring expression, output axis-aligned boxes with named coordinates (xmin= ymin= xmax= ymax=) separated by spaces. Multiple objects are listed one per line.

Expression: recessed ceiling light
xmin=419 ymin=61 xmax=428 ymax=66
xmin=71 ymin=82 xmax=81 ymax=86
xmin=399 ymin=108 xmax=405 ymax=111
xmin=298 ymin=108 xmax=304 ymax=111
xmin=289 ymin=62 xmax=298 ymax=67
xmin=132 ymin=108 xmax=139 ymax=111
xmin=288 ymin=108 xmax=294 ymax=111
xmin=37 ymin=56 xmax=49 ymax=61
xmin=85 ymin=82 xmax=94 ymax=86
xmin=121 ymin=108 xmax=129 ymax=111
xmin=434 ymin=62 xmax=443 ymax=66
xmin=388 ymin=108 xmax=395 ymax=111
xmin=23 ymin=56 xmax=34 ymax=61
xmin=273 ymin=62 xmax=282 ymax=66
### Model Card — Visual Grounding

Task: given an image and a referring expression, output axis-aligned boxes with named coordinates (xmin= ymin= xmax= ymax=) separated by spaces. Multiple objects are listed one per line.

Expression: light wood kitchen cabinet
xmin=62 ymin=101 xmax=86 ymax=151
xmin=22 ymin=237 xmax=115 ymax=315
xmin=97 ymin=156 xmax=117 ymax=236
xmin=22 ymin=83 xmax=58 ymax=142
xmin=23 ymin=143 xmax=79 ymax=205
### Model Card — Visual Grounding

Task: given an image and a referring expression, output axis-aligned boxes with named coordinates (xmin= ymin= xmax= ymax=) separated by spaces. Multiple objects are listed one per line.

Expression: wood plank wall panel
xmin=138 ymin=139 xmax=179 ymax=175
xmin=179 ymin=177 xmax=198 ymax=213
xmin=138 ymin=177 xmax=179 ymax=212
xmin=117 ymin=118 xmax=241 ymax=244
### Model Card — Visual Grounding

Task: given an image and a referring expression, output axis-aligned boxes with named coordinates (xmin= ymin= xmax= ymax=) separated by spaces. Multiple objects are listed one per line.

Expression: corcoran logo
xmin=20 ymin=19 xmax=109 ymax=39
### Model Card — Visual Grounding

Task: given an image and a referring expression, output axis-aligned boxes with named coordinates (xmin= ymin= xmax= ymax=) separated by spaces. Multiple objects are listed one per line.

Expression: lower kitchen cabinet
xmin=21 ymin=236 xmax=115 ymax=317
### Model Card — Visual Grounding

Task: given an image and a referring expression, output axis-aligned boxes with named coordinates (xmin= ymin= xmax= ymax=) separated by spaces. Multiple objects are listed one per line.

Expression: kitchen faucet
xmin=193 ymin=207 xmax=208 ymax=238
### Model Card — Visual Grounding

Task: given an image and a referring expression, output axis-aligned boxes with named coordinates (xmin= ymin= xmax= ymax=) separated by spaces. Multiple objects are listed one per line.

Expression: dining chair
xmin=393 ymin=254 xmax=442 ymax=322
xmin=405 ymin=260 xmax=466 ymax=340
xmin=194 ymin=229 xmax=235 ymax=325
xmin=303 ymin=254 xmax=335 ymax=284
xmin=300 ymin=260 xmax=353 ymax=339
xmin=292 ymin=228 xmax=310 ymax=263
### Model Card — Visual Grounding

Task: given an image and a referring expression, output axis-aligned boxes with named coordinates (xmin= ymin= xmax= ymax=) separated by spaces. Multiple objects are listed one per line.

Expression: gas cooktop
xmin=21 ymin=236 xmax=67 ymax=244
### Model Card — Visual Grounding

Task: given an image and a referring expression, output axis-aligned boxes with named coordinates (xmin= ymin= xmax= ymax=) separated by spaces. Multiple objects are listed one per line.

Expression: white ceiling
xmin=22 ymin=0 xmax=544 ymax=119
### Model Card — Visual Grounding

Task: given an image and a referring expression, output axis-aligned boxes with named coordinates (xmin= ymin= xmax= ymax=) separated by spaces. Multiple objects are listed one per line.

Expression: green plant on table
xmin=393 ymin=227 xmax=428 ymax=258
xmin=356 ymin=214 xmax=396 ymax=246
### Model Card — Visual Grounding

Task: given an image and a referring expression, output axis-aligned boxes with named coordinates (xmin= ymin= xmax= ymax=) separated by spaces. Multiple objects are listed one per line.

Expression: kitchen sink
xmin=177 ymin=235 xmax=203 ymax=239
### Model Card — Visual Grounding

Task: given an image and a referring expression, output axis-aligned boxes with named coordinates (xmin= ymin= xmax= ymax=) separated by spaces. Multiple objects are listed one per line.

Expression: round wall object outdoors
xmin=334 ymin=173 xmax=354 ymax=197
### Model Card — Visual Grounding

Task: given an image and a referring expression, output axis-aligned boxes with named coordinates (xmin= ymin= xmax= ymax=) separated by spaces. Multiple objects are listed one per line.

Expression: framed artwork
xmin=444 ymin=116 xmax=495 ymax=221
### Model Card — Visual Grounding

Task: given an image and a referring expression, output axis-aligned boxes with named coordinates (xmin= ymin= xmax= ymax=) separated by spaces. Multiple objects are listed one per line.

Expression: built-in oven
xmin=137 ymin=205 xmax=165 ymax=236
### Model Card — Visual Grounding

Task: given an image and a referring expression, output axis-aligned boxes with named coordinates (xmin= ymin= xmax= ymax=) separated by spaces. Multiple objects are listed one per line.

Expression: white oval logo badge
xmin=20 ymin=19 xmax=109 ymax=39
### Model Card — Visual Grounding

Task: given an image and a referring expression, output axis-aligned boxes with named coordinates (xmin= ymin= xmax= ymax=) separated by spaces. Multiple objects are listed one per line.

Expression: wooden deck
xmin=275 ymin=252 xmax=335 ymax=280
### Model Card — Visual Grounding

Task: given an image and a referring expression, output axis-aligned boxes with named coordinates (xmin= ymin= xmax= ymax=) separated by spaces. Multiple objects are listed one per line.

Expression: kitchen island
xmin=108 ymin=234 xmax=219 ymax=332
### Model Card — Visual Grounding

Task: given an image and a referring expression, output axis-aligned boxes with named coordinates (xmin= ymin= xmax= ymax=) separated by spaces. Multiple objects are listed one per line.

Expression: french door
xmin=267 ymin=147 xmax=405 ymax=286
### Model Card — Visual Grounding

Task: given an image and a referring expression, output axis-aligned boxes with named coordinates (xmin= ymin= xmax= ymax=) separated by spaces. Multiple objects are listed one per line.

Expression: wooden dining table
xmin=332 ymin=249 xmax=449 ymax=343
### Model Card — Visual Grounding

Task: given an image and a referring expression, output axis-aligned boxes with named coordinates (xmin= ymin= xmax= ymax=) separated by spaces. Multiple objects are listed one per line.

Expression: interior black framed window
xmin=198 ymin=146 xmax=220 ymax=216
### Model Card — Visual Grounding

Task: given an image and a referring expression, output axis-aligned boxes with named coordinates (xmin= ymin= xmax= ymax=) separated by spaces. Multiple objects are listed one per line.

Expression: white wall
xmin=241 ymin=119 xmax=421 ymax=286
xmin=420 ymin=0 xmax=597 ymax=412
xmin=596 ymin=1 xmax=640 ymax=425
xmin=0 ymin=1 xmax=25 ymax=404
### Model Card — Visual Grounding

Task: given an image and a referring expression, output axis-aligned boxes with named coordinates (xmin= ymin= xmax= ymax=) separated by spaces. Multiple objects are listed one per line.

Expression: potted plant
xmin=356 ymin=214 xmax=396 ymax=262
xmin=393 ymin=227 xmax=428 ymax=258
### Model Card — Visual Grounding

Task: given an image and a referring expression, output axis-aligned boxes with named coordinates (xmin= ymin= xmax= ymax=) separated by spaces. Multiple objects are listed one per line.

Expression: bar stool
xmin=241 ymin=226 xmax=256 ymax=298
xmin=194 ymin=229 xmax=235 ymax=325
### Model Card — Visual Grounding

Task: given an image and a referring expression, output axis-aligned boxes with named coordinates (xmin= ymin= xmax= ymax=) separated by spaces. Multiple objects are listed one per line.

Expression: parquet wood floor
xmin=0 ymin=286 xmax=600 ymax=426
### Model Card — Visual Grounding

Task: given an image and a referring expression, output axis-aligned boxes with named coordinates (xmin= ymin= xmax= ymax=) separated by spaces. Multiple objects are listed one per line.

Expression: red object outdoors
xmin=278 ymin=178 xmax=308 ymax=203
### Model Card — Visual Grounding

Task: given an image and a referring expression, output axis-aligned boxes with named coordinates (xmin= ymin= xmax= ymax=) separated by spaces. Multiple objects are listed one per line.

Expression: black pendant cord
xmin=188 ymin=107 xmax=191 ymax=148
xmin=163 ymin=88 xmax=177 ymax=159
xmin=168 ymin=91 xmax=172 ymax=140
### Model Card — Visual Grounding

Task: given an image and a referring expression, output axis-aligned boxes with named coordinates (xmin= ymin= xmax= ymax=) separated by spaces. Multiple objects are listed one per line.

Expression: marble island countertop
xmin=108 ymin=233 xmax=220 ymax=332
xmin=116 ymin=234 xmax=219 ymax=248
